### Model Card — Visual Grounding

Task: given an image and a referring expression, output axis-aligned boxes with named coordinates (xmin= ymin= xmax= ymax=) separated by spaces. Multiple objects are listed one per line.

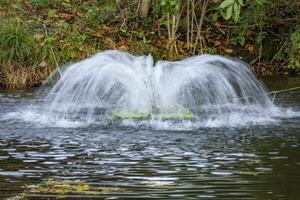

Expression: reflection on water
xmin=0 ymin=78 xmax=300 ymax=199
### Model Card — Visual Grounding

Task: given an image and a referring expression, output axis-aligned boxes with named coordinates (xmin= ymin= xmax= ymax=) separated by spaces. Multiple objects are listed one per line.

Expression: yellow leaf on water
xmin=74 ymin=184 xmax=90 ymax=191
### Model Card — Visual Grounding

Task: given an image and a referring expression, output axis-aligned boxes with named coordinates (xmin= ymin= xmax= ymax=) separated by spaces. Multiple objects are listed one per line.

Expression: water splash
xmin=3 ymin=50 xmax=299 ymax=128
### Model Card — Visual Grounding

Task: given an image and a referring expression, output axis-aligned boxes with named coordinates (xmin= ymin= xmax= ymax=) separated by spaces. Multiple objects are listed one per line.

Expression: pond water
xmin=0 ymin=77 xmax=300 ymax=199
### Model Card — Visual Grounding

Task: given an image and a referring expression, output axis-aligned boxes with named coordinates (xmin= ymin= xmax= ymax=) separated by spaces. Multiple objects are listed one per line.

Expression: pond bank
xmin=1 ymin=1 xmax=299 ymax=89
xmin=0 ymin=57 xmax=299 ymax=90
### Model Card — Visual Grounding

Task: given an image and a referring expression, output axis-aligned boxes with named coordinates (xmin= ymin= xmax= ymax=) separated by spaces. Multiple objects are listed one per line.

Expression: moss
xmin=113 ymin=112 xmax=151 ymax=120
xmin=113 ymin=107 xmax=195 ymax=120
xmin=153 ymin=112 xmax=195 ymax=120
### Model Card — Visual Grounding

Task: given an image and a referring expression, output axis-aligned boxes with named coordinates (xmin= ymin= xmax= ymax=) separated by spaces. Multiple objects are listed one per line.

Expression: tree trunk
xmin=139 ymin=0 xmax=151 ymax=17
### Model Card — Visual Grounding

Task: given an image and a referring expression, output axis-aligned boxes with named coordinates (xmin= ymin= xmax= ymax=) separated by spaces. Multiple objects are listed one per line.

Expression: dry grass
xmin=1 ymin=66 xmax=49 ymax=89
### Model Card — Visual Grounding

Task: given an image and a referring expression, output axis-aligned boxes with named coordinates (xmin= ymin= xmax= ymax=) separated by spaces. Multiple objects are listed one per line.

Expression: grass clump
xmin=0 ymin=18 xmax=54 ymax=88
xmin=0 ymin=18 xmax=37 ymax=67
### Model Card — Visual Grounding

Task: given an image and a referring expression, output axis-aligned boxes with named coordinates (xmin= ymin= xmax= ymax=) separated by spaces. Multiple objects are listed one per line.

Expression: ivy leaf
xmin=225 ymin=5 xmax=233 ymax=20
xmin=256 ymin=0 xmax=265 ymax=6
xmin=239 ymin=36 xmax=245 ymax=46
xmin=161 ymin=0 xmax=166 ymax=6
xmin=169 ymin=0 xmax=177 ymax=6
xmin=220 ymin=10 xmax=227 ymax=19
xmin=212 ymin=12 xmax=219 ymax=22
xmin=238 ymin=0 xmax=244 ymax=6
xmin=219 ymin=0 xmax=235 ymax=9
xmin=233 ymin=3 xmax=241 ymax=23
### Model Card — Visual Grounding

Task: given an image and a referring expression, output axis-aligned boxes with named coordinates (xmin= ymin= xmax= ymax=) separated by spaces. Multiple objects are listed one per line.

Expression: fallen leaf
xmin=247 ymin=45 xmax=255 ymax=52
xmin=119 ymin=45 xmax=129 ymax=51
xmin=214 ymin=41 xmax=221 ymax=46
xmin=224 ymin=48 xmax=233 ymax=54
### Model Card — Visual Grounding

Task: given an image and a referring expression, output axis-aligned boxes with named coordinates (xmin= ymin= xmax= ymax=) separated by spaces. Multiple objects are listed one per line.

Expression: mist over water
xmin=3 ymin=50 xmax=299 ymax=128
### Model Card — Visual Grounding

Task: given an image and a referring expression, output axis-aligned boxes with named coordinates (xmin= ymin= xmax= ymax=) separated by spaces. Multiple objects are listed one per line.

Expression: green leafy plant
xmin=223 ymin=0 xmax=267 ymax=48
xmin=35 ymin=36 xmax=57 ymax=71
xmin=202 ymin=47 xmax=215 ymax=55
xmin=160 ymin=0 xmax=180 ymax=14
xmin=47 ymin=9 xmax=57 ymax=19
xmin=0 ymin=18 xmax=37 ymax=67
xmin=0 ymin=0 xmax=9 ymax=6
xmin=219 ymin=0 xmax=244 ymax=23
xmin=28 ymin=0 xmax=53 ymax=9
xmin=85 ymin=0 xmax=116 ymax=27
xmin=288 ymin=28 xmax=300 ymax=69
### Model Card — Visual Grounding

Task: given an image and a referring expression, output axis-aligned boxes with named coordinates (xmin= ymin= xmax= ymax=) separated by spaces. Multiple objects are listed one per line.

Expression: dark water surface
xmin=0 ymin=77 xmax=300 ymax=199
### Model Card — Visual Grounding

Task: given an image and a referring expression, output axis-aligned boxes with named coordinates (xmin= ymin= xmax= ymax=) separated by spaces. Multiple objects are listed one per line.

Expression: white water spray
xmin=4 ymin=50 xmax=298 ymax=128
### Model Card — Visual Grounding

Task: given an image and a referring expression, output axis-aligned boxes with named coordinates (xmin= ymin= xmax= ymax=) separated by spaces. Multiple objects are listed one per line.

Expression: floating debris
xmin=113 ymin=107 xmax=195 ymax=120
xmin=7 ymin=179 xmax=131 ymax=199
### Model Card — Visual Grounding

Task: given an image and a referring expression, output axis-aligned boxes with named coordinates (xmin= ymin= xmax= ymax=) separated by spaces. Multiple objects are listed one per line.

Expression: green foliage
xmin=218 ymin=0 xmax=266 ymax=23
xmin=27 ymin=0 xmax=53 ymax=9
xmin=231 ymin=26 xmax=246 ymax=46
xmin=129 ymin=40 xmax=152 ymax=55
xmin=219 ymin=0 xmax=243 ymax=23
xmin=202 ymin=47 xmax=215 ymax=55
xmin=0 ymin=17 xmax=57 ymax=72
xmin=255 ymin=30 xmax=267 ymax=46
xmin=35 ymin=36 xmax=56 ymax=70
xmin=57 ymin=29 xmax=94 ymax=63
xmin=0 ymin=0 xmax=9 ymax=6
xmin=255 ymin=0 xmax=266 ymax=7
xmin=47 ymin=9 xmax=57 ymax=19
xmin=224 ymin=0 xmax=267 ymax=47
xmin=0 ymin=0 xmax=299 ymax=88
xmin=288 ymin=28 xmax=300 ymax=69
xmin=85 ymin=0 xmax=116 ymax=27
xmin=160 ymin=0 xmax=180 ymax=14
xmin=0 ymin=18 xmax=37 ymax=67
